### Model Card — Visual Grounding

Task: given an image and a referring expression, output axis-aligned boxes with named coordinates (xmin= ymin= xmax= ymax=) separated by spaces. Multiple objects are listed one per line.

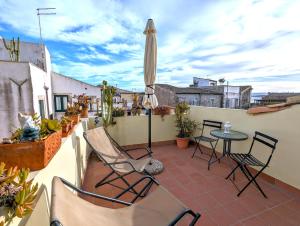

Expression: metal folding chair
xmin=83 ymin=127 xmax=153 ymax=196
xmin=192 ymin=120 xmax=222 ymax=170
xmin=226 ymin=131 xmax=278 ymax=198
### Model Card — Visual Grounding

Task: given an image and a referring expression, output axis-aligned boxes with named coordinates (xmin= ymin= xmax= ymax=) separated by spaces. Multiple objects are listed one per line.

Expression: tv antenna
xmin=36 ymin=8 xmax=56 ymax=44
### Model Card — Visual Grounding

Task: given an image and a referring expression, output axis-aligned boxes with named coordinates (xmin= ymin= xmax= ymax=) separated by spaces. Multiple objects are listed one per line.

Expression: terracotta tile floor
xmin=82 ymin=144 xmax=300 ymax=226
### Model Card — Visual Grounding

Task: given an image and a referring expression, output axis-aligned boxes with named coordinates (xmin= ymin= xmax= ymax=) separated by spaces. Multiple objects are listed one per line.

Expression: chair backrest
xmin=104 ymin=128 xmax=124 ymax=151
xmin=201 ymin=120 xmax=222 ymax=136
xmin=83 ymin=127 xmax=125 ymax=163
xmin=249 ymin=131 xmax=278 ymax=164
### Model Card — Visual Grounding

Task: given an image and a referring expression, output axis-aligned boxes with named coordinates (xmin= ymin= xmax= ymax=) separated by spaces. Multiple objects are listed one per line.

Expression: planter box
xmin=62 ymin=123 xmax=71 ymax=138
xmin=68 ymin=114 xmax=80 ymax=124
xmin=153 ymin=105 xmax=174 ymax=116
xmin=0 ymin=130 xmax=62 ymax=171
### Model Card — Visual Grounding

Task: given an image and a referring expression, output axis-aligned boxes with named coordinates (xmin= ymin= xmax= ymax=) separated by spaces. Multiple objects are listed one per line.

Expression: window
xmin=54 ymin=95 xmax=68 ymax=112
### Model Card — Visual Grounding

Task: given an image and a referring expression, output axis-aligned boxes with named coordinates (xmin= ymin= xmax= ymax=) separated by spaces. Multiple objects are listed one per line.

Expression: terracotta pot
xmin=0 ymin=130 xmax=62 ymax=171
xmin=80 ymin=107 xmax=89 ymax=118
xmin=62 ymin=123 xmax=71 ymax=138
xmin=69 ymin=114 xmax=80 ymax=124
xmin=176 ymin=137 xmax=190 ymax=149
xmin=62 ymin=123 xmax=69 ymax=133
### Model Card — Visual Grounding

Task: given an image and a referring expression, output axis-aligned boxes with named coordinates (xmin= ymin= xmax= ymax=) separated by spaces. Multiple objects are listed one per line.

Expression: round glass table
xmin=209 ymin=129 xmax=248 ymax=165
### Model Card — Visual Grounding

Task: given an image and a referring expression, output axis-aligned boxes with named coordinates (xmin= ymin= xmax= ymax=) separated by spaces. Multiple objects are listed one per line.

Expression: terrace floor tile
xmin=82 ymin=143 xmax=300 ymax=225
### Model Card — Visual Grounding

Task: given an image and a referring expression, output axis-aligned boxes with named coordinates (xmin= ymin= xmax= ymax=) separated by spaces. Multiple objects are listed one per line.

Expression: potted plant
xmin=60 ymin=116 xmax=72 ymax=137
xmin=76 ymin=94 xmax=91 ymax=118
xmin=65 ymin=105 xmax=80 ymax=124
xmin=0 ymin=162 xmax=38 ymax=225
xmin=175 ymin=102 xmax=198 ymax=149
xmin=0 ymin=114 xmax=62 ymax=171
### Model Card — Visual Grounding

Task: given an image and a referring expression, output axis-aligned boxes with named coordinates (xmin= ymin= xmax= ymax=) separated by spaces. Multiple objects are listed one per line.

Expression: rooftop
xmin=83 ymin=143 xmax=300 ymax=226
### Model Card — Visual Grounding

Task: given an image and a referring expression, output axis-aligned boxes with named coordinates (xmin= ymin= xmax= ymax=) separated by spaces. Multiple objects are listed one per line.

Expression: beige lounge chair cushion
xmin=85 ymin=127 xmax=151 ymax=173
xmin=51 ymin=177 xmax=187 ymax=226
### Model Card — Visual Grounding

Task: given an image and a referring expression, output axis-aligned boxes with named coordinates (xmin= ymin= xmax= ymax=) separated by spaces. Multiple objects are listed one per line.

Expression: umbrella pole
xmin=148 ymin=108 xmax=151 ymax=150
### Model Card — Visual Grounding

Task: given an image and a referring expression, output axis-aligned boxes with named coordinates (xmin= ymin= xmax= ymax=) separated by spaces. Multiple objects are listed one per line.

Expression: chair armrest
xmin=168 ymin=209 xmax=201 ymax=226
xmin=59 ymin=177 xmax=131 ymax=206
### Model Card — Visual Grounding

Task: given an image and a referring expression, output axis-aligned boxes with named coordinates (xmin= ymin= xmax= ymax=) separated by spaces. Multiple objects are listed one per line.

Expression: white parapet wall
xmin=189 ymin=105 xmax=300 ymax=190
xmin=88 ymin=114 xmax=177 ymax=146
xmin=88 ymin=106 xmax=300 ymax=190
xmin=2 ymin=122 xmax=91 ymax=226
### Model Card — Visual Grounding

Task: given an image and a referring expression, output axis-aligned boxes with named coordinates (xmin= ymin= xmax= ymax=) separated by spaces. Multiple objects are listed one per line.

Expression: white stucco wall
xmin=0 ymin=41 xmax=45 ymax=69
xmin=0 ymin=61 xmax=50 ymax=139
xmin=0 ymin=62 xmax=33 ymax=138
xmin=52 ymin=72 xmax=101 ymax=117
xmin=29 ymin=63 xmax=49 ymax=117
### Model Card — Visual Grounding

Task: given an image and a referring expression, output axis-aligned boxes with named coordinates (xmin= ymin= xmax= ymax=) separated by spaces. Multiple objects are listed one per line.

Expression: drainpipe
xmin=44 ymin=84 xmax=50 ymax=118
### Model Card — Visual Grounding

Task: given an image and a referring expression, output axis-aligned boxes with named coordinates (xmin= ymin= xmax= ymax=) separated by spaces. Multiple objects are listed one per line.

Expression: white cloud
xmin=1 ymin=0 xmax=300 ymax=92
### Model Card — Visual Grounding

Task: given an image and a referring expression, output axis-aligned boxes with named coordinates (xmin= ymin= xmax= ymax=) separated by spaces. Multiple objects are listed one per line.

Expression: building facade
xmin=155 ymin=84 xmax=223 ymax=107
xmin=0 ymin=39 xmax=101 ymax=138
xmin=190 ymin=77 xmax=252 ymax=109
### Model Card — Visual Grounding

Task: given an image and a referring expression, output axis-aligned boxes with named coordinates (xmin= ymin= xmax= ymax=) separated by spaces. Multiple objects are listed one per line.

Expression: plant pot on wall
xmin=69 ymin=114 xmax=80 ymax=124
xmin=176 ymin=137 xmax=190 ymax=149
xmin=80 ymin=107 xmax=89 ymax=118
xmin=0 ymin=130 xmax=62 ymax=171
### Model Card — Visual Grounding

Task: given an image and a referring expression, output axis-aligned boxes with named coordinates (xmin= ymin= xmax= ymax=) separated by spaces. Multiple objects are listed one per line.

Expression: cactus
xmin=2 ymin=37 xmax=20 ymax=62
xmin=0 ymin=163 xmax=38 ymax=225
xmin=101 ymin=80 xmax=116 ymax=127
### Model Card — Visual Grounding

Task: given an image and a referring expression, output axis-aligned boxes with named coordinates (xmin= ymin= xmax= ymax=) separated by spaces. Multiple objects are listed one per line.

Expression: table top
xmin=210 ymin=129 xmax=248 ymax=141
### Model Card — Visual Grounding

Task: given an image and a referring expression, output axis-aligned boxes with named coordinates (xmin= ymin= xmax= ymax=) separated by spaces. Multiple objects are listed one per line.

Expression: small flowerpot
xmin=80 ymin=107 xmax=89 ymax=118
xmin=176 ymin=137 xmax=190 ymax=149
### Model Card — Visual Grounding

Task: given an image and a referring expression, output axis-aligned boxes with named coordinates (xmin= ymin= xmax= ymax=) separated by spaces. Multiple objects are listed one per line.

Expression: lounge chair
xmin=50 ymin=176 xmax=201 ymax=226
xmin=83 ymin=127 xmax=153 ymax=193
xmin=104 ymin=127 xmax=153 ymax=160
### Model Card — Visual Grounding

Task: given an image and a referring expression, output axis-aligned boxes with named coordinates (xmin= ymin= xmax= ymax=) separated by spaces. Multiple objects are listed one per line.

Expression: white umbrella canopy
xmin=142 ymin=19 xmax=158 ymax=109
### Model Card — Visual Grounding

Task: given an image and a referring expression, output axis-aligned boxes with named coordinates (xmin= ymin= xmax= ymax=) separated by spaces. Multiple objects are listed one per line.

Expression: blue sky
xmin=0 ymin=0 xmax=300 ymax=92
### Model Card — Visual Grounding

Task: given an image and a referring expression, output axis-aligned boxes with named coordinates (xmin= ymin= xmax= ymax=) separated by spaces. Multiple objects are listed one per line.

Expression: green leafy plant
xmin=0 ymin=163 xmax=38 ymax=225
xmin=39 ymin=119 xmax=61 ymax=139
xmin=175 ymin=102 xmax=199 ymax=138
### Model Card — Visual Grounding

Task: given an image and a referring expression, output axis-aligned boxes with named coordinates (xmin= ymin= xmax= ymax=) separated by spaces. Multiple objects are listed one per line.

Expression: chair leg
xmin=95 ymin=170 xmax=139 ymax=195
xmin=192 ymin=139 xmax=202 ymax=158
xmin=95 ymin=171 xmax=115 ymax=188
xmin=225 ymin=163 xmax=240 ymax=180
xmin=208 ymin=141 xmax=219 ymax=170
xmin=240 ymin=166 xmax=268 ymax=198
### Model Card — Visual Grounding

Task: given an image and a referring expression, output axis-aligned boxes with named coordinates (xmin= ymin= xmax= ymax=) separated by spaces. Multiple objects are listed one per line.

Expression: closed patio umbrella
xmin=142 ymin=19 xmax=158 ymax=150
